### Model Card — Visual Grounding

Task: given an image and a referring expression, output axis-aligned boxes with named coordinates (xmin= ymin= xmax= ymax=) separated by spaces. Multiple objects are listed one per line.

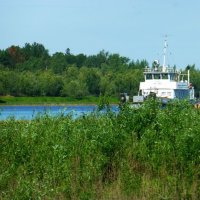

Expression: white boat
xmin=132 ymin=39 xmax=195 ymax=104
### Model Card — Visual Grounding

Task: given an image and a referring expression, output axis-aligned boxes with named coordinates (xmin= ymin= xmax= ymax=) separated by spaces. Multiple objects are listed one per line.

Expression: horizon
xmin=0 ymin=40 xmax=191 ymax=70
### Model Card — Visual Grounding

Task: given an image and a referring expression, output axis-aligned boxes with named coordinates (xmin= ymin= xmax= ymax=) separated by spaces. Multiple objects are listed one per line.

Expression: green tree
xmin=79 ymin=67 xmax=101 ymax=96
xmin=61 ymin=80 xmax=88 ymax=98
xmin=49 ymin=52 xmax=67 ymax=73
xmin=100 ymin=75 xmax=116 ymax=96
xmin=107 ymin=53 xmax=129 ymax=71
xmin=64 ymin=65 xmax=79 ymax=81
xmin=19 ymin=72 xmax=40 ymax=96
xmin=38 ymin=71 xmax=63 ymax=96
xmin=23 ymin=42 xmax=49 ymax=58
xmin=84 ymin=50 xmax=108 ymax=68
xmin=18 ymin=57 xmax=47 ymax=71
xmin=0 ymin=50 xmax=13 ymax=67
xmin=187 ymin=65 xmax=200 ymax=98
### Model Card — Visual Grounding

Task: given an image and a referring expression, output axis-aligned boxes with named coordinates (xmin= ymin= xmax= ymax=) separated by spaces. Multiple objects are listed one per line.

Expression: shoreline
xmin=0 ymin=103 xmax=118 ymax=108
xmin=0 ymin=96 xmax=118 ymax=106
xmin=0 ymin=103 xmax=98 ymax=106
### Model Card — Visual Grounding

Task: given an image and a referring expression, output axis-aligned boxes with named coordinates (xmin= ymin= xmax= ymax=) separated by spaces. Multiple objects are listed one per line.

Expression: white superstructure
xmin=138 ymin=39 xmax=195 ymax=101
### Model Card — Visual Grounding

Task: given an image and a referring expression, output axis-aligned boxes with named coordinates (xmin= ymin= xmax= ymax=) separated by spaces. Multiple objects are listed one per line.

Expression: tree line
xmin=0 ymin=42 xmax=200 ymax=98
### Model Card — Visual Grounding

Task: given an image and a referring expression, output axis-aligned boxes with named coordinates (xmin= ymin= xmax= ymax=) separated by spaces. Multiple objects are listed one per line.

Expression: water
xmin=0 ymin=105 xmax=118 ymax=120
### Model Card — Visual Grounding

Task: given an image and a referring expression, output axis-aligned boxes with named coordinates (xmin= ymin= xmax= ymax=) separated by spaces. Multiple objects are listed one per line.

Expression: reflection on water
xmin=0 ymin=105 xmax=118 ymax=120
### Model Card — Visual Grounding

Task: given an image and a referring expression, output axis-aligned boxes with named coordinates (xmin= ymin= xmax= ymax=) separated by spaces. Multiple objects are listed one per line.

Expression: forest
xmin=1 ymin=42 xmax=200 ymax=98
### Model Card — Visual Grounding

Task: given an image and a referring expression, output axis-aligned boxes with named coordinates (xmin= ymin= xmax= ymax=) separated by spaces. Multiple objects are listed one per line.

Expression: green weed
xmin=0 ymin=99 xmax=199 ymax=199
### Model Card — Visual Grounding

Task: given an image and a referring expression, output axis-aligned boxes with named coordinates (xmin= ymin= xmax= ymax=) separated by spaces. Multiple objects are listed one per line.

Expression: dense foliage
xmin=0 ymin=43 xmax=149 ymax=98
xmin=1 ymin=43 xmax=200 ymax=98
xmin=1 ymin=99 xmax=200 ymax=199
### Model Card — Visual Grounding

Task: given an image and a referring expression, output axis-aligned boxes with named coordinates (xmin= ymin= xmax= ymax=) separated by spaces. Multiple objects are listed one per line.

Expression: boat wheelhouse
xmin=134 ymin=39 xmax=195 ymax=103
xmin=139 ymin=63 xmax=194 ymax=100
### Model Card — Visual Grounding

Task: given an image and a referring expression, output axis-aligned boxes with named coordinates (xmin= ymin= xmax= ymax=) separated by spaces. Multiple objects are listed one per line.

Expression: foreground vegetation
xmin=0 ymin=99 xmax=199 ymax=199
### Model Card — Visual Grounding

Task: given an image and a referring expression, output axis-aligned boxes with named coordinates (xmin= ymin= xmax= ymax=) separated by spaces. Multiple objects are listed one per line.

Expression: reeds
xmin=0 ymin=99 xmax=199 ymax=199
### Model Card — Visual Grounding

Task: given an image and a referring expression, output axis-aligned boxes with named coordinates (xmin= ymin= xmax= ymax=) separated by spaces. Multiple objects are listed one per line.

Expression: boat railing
xmin=144 ymin=67 xmax=176 ymax=73
xmin=166 ymin=67 xmax=176 ymax=73
xmin=144 ymin=68 xmax=152 ymax=72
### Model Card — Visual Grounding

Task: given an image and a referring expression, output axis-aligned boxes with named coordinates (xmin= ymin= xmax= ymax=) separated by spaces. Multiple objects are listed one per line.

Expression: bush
xmin=0 ymin=100 xmax=200 ymax=199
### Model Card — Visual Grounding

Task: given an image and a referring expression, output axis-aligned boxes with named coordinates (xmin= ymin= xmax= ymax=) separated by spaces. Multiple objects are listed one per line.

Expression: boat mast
xmin=162 ymin=37 xmax=167 ymax=72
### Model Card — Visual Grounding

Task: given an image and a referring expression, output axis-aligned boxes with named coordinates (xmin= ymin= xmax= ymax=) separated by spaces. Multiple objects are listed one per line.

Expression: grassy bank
xmin=0 ymin=99 xmax=199 ymax=199
xmin=0 ymin=96 xmax=118 ymax=105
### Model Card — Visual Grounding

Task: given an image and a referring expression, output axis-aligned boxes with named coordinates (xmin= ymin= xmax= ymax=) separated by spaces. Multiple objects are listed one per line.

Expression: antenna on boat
xmin=162 ymin=35 xmax=168 ymax=72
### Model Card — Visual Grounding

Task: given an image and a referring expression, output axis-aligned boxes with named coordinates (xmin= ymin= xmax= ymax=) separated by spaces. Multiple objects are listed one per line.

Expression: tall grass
xmin=0 ymin=99 xmax=200 ymax=199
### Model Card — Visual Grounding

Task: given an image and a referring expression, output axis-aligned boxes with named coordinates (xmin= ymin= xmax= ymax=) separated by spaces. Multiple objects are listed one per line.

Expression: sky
xmin=1 ymin=0 xmax=200 ymax=68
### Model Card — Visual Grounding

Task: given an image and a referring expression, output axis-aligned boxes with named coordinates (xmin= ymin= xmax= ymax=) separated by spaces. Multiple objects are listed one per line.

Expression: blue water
xmin=0 ymin=105 xmax=118 ymax=120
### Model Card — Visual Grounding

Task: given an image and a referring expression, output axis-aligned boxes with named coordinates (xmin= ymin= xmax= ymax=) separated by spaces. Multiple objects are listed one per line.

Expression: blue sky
xmin=1 ymin=0 xmax=200 ymax=68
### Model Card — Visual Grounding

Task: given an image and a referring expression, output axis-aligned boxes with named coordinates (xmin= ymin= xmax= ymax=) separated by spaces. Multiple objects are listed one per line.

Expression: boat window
xmin=170 ymin=74 xmax=175 ymax=80
xmin=154 ymin=74 xmax=160 ymax=79
xmin=175 ymin=90 xmax=189 ymax=99
xmin=162 ymin=74 xmax=168 ymax=79
xmin=146 ymin=74 xmax=152 ymax=79
xmin=167 ymin=92 xmax=171 ymax=96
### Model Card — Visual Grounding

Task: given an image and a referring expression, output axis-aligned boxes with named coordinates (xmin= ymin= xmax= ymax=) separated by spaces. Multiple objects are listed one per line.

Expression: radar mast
xmin=162 ymin=36 xmax=168 ymax=72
